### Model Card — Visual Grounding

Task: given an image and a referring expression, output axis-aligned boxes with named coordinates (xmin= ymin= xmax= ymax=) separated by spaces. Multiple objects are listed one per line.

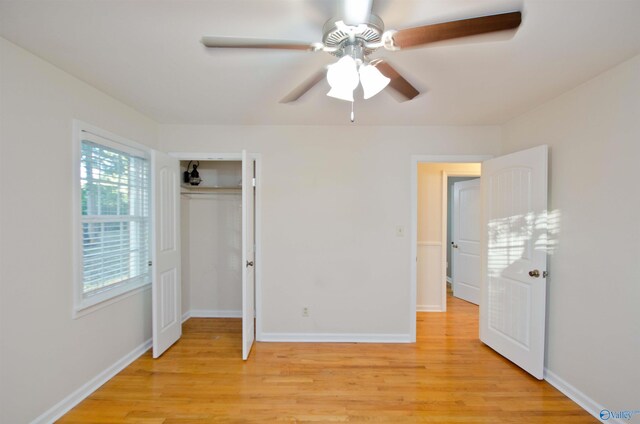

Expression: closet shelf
xmin=180 ymin=184 xmax=241 ymax=194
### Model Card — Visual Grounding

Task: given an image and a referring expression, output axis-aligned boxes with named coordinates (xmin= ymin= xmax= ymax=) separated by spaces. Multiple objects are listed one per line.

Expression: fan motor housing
xmin=322 ymin=15 xmax=384 ymax=57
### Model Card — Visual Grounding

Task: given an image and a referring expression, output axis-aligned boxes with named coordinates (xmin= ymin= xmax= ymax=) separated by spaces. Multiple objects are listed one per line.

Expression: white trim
xmin=544 ymin=368 xmax=614 ymax=423
xmin=410 ymin=155 xmax=489 ymax=339
xmin=446 ymin=277 xmax=452 ymax=284
xmin=413 ymin=155 xmax=492 ymax=163
xmin=441 ymin=171 xmax=448 ymax=312
xmin=417 ymin=304 xmax=445 ymax=312
xmin=31 ymin=338 xmax=152 ymax=424
xmin=181 ymin=310 xmax=191 ymax=323
xmin=168 ymin=151 xmax=263 ymax=345
xmin=168 ymin=152 xmax=241 ymax=161
xmin=71 ymin=120 xmax=152 ymax=319
xmin=410 ymin=157 xmax=418 ymax=342
xmin=260 ymin=333 xmax=412 ymax=343
xmin=72 ymin=120 xmax=83 ymax=319
xmin=74 ymin=120 xmax=152 ymax=155
xmin=190 ymin=309 xmax=242 ymax=318
xmin=254 ymin=154 xmax=264 ymax=342
xmin=73 ymin=285 xmax=151 ymax=319
xmin=81 ymin=132 xmax=147 ymax=158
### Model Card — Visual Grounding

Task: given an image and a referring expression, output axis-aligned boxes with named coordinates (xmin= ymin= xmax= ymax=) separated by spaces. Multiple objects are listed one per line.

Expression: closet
xmin=180 ymin=160 xmax=243 ymax=319
xmin=151 ymin=151 xmax=256 ymax=360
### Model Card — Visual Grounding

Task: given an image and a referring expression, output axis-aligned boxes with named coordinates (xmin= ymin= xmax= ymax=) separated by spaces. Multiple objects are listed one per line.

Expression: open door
xmin=152 ymin=151 xmax=181 ymax=358
xmin=452 ymin=178 xmax=481 ymax=305
xmin=242 ymin=150 xmax=255 ymax=360
xmin=480 ymin=145 xmax=548 ymax=379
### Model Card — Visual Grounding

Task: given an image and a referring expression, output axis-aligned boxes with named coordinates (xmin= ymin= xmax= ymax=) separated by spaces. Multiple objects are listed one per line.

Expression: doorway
xmin=410 ymin=147 xmax=550 ymax=379
xmin=167 ymin=152 xmax=261 ymax=360
xmin=409 ymin=155 xmax=489 ymax=341
xmin=447 ymin=175 xmax=481 ymax=305
xmin=179 ymin=159 xmax=243 ymax=319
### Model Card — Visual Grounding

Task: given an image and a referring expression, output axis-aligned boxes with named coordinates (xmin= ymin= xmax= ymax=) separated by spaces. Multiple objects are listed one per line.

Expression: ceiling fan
xmin=201 ymin=0 xmax=522 ymax=106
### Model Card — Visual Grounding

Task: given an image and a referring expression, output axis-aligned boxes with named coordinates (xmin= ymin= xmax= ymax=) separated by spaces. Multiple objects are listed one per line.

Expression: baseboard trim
xmin=189 ymin=309 xmax=242 ymax=318
xmin=181 ymin=310 xmax=191 ymax=323
xmin=259 ymin=333 xmax=411 ymax=343
xmin=544 ymin=367 xmax=614 ymax=423
xmin=31 ymin=338 xmax=152 ymax=424
xmin=417 ymin=304 xmax=444 ymax=312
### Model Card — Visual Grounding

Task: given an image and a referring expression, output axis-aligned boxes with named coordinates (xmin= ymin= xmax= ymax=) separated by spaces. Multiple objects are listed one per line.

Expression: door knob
xmin=246 ymin=260 xmax=254 ymax=267
xmin=452 ymin=242 xmax=458 ymax=249
xmin=528 ymin=269 xmax=540 ymax=278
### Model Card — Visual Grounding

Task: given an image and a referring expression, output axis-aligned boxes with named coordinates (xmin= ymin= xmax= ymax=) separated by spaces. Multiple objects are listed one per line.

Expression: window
xmin=74 ymin=124 xmax=151 ymax=314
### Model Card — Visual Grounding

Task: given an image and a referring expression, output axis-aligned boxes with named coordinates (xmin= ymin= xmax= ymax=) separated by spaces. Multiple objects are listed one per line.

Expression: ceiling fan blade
xmin=202 ymin=36 xmax=320 ymax=51
xmin=280 ymin=69 xmax=327 ymax=103
xmin=390 ymin=11 xmax=522 ymax=49
xmin=340 ymin=0 xmax=373 ymax=25
xmin=372 ymin=60 xmax=419 ymax=102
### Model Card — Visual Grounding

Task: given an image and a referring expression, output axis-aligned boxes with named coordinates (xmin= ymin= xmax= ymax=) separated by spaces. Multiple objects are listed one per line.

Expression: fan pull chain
xmin=350 ymin=100 xmax=355 ymax=123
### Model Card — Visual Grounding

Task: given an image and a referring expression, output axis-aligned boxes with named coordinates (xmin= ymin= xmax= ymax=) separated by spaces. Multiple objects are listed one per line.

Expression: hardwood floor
xmin=60 ymin=296 xmax=595 ymax=423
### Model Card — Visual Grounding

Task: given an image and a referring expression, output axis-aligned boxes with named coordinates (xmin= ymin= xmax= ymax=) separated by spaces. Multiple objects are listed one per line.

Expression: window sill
xmin=73 ymin=282 xmax=151 ymax=319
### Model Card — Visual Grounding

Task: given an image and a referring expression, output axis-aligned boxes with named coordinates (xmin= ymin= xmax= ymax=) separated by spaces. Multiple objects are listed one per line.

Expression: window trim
xmin=72 ymin=120 xmax=152 ymax=318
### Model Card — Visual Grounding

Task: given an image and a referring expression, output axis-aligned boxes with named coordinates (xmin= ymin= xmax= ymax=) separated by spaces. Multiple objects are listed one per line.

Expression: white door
xmin=452 ymin=178 xmax=481 ymax=305
xmin=152 ymin=151 xmax=182 ymax=358
xmin=241 ymin=150 xmax=255 ymax=360
xmin=480 ymin=145 xmax=548 ymax=379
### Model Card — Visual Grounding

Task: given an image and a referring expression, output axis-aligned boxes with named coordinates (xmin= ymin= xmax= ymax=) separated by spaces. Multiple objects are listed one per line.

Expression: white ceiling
xmin=1 ymin=0 xmax=639 ymax=126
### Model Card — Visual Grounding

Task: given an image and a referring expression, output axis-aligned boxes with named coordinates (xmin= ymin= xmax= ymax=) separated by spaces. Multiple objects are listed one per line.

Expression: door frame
xmin=168 ymin=151 xmax=263 ymax=341
xmin=410 ymin=155 xmax=491 ymax=341
xmin=443 ymin=172 xmax=481 ymax=305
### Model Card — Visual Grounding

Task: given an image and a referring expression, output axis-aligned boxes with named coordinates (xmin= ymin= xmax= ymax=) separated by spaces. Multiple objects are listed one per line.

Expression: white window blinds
xmin=80 ymin=133 xmax=150 ymax=298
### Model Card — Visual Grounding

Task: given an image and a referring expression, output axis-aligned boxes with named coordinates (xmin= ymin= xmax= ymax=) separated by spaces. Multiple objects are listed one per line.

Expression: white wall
xmin=160 ymin=125 xmax=501 ymax=339
xmin=182 ymin=193 xmax=242 ymax=315
xmin=502 ymin=54 xmax=640 ymax=412
xmin=0 ymin=38 xmax=158 ymax=423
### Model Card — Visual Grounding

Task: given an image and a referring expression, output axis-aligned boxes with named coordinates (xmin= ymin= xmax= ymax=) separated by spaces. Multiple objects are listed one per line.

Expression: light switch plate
xmin=396 ymin=225 xmax=405 ymax=237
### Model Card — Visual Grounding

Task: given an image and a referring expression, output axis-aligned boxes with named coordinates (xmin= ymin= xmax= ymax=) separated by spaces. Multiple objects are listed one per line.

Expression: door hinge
xmin=148 ymin=260 xmax=153 ymax=267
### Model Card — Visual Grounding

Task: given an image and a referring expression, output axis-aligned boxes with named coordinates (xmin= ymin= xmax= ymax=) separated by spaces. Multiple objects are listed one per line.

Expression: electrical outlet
xmin=302 ymin=307 xmax=309 ymax=317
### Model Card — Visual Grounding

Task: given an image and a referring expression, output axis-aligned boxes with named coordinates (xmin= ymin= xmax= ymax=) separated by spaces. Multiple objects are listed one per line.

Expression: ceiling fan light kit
xmin=359 ymin=62 xmax=391 ymax=100
xmin=201 ymin=2 xmax=522 ymax=120
xmin=326 ymin=55 xmax=359 ymax=102
xmin=325 ymin=43 xmax=391 ymax=102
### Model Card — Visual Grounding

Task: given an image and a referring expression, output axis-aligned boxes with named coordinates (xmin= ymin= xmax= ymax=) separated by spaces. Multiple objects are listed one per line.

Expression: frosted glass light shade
xmin=359 ymin=63 xmax=390 ymax=99
xmin=326 ymin=56 xmax=359 ymax=102
xmin=327 ymin=87 xmax=355 ymax=102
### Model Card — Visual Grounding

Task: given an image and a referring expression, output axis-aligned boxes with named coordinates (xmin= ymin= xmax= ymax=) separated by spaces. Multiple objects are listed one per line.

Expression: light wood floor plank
xmin=59 ymin=296 xmax=596 ymax=423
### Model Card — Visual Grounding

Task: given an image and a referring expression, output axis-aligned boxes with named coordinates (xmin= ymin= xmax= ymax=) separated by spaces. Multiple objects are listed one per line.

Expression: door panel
xmin=152 ymin=151 xmax=181 ymax=358
xmin=480 ymin=145 xmax=548 ymax=379
xmin=242 ymin=150 xmax=255 ymax=360
xmin=452 ymin=179 xmax=481 ymax=304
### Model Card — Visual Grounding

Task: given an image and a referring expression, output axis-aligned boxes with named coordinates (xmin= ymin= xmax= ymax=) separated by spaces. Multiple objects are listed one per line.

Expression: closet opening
xmin=181 ymin=159 xmax=243 ymax=318
xmin=175 ymin=152 xmax=258 ymax=360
